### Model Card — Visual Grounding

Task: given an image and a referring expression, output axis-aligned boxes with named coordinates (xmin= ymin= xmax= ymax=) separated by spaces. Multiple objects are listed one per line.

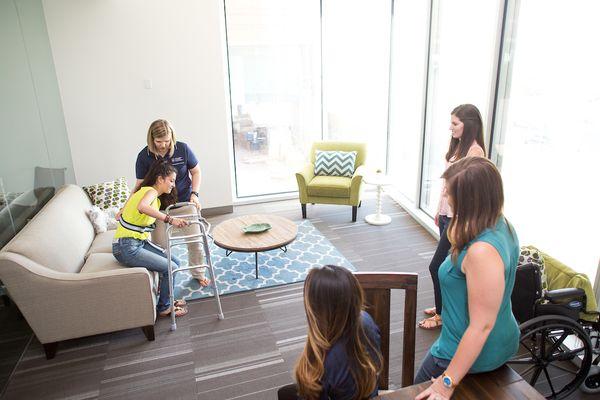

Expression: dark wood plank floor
xmin=0 ymin=195 xmax=594 ymax=399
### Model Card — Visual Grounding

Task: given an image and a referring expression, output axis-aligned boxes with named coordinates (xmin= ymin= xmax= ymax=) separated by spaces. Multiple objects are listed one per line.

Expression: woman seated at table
xmin=415 ymin=157 xmax=520 ymax=400
xmin=278 ymin=265 xmax=382 ymax=400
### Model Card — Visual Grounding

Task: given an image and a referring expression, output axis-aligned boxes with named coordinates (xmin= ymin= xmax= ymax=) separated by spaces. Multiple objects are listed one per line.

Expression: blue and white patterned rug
xmin=171 ymin=220 xmax=355 ymax=301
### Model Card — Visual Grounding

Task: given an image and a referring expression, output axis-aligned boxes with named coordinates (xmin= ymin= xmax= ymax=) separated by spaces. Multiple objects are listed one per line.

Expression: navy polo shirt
xmin=135 ymin=141 xmax=199 ymax=202
xmin=320 ymin=311 xmax=381 ymax=399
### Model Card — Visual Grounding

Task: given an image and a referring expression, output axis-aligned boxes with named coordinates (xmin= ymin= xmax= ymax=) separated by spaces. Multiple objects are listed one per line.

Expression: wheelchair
xmin=509 ymin=262 xmax=600 ymax=399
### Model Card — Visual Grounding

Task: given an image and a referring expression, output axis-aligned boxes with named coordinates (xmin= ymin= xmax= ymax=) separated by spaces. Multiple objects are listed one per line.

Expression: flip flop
xmin=418 ymin=314 xmax=442 ymax=330
xmin=423 ymin=307 xmax=437 ymax=316
xmin=159 ymin=305 xmax=188 ymax=318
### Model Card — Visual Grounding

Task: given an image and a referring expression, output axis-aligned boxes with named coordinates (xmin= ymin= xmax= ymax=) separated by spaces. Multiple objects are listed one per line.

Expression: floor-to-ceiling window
xmin=224 ymin=0 xmax=598 ymax=282
xmin=387 ymin=1 xmax=430 ymax=202
xmin=321 ymin=0 xmax=391 ymax=168
xmin=493 ymin=0 xmax=600 ymax=277
xmin=225 ymin=0 xmax=321 ymax=197
xmin=420 ymin=0 xmax=502 ymax=216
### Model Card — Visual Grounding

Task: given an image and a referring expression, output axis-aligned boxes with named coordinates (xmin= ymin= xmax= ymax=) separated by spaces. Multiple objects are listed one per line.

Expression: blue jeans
xmin=112 ymin=237 xmax=181 ymax=312
xmin=415 ymin=351 xmax=451 ymax=384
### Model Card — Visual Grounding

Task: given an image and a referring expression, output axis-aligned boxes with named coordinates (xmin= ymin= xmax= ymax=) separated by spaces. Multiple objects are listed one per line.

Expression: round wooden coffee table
xmin=212 ymin=214 xmax=298 ymax=279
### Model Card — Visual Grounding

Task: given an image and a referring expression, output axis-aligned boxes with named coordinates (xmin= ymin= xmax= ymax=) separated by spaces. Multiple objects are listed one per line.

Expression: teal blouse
xmin=430 ymin=217 xmax=520 ymax=372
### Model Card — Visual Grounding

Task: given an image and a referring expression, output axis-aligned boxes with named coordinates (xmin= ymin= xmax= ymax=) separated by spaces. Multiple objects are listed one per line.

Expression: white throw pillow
xmin=86 ymin=206 xmax=120 ymax=234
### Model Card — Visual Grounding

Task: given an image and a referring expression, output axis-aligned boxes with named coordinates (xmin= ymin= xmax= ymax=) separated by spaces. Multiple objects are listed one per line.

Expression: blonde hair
xmin=147 ymin=119 xmax=176 ymax=157
xmin=295 ymin=265 xmax=381 ymax=399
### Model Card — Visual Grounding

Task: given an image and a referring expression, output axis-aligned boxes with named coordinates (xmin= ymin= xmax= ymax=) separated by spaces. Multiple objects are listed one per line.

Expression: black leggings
xmin=429 ymin=216 xmax=452 ymax=315
xmin=278 ymin=384 xmax=300 ymax=400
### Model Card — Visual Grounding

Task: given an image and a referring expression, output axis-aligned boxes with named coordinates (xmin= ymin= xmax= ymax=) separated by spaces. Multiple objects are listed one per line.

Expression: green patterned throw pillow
xmin=83 ymin=177 xmax=130 ymax=210
xmin=314 ymin=150 xmax=357 ymax=177
xmin=519 ymin=245 xmax=548 ymax=292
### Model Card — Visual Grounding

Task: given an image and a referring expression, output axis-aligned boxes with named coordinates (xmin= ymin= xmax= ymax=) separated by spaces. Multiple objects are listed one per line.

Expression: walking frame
xmin=165 ymin=202 xmax=225 ymax=331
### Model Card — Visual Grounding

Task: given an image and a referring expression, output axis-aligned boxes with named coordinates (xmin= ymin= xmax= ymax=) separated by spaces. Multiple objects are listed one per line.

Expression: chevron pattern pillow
xmin=314 ymin=150 xmax=357 ymax=177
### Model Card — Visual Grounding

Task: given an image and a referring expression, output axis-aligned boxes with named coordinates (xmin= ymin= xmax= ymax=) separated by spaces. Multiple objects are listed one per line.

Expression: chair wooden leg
xmin=352 ymin=206 xmax=357 ymax=222
xmin=142 ymin=325 xmax=155 ymax=341
xmin=301 ymin=204 xmax=307 ymax=219
xmin=43 ymin=342 xmax=58 ymax=360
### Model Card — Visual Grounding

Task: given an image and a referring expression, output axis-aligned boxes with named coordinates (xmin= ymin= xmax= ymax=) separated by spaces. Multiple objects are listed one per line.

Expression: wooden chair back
xmin=354 ymin=272 xmax=418 ymax=389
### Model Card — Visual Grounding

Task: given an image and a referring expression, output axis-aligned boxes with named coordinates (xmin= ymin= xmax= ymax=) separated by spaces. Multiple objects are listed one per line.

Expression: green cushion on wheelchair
xmin=540 ymin=249 xmax=598 ymax=321
xmin=307 ymin=176 xmax=352 ymax=198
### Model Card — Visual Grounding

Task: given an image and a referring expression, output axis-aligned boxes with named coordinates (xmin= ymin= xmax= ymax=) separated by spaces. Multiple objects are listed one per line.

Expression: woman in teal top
xmin=415 ymin=157 xmax=520 ymax=400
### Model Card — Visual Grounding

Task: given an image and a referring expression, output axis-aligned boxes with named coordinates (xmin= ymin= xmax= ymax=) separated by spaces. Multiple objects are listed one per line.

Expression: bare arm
xmin=189 ymin=165 xmax=201 ymax=194
xmin=466 ymin=145 xmax=485 ymax=158
xmin=136 ymin=189 xmax=188 ymax=228
xmin=116 ymin=179 xmax=144 ymax=220
xmin=189 ymin=164 xmax=202 ymax=208
xmin=416 ymin=242 xmax=505 ymax=399
xmin=137 ymin=188 xmax=165 ymax=220
xmin=133 ymin=178 xmax=143 ymax=193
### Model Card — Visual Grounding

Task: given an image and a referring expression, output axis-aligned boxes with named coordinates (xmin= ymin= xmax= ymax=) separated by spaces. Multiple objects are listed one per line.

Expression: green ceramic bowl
xmin=242 ymin=223 xmax=272 ymax=233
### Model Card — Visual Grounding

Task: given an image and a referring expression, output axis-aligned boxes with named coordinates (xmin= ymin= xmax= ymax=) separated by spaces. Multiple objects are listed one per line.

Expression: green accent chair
xmin=295 ymin=141 xmax=367 ymax=222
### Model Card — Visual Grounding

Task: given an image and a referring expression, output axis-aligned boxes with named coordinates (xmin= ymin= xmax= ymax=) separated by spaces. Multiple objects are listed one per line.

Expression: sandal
xmin=196 ymin=277 xmax=211 ymax=287
xmin=159 ymin=305 xmax=188 ymax=318
xmin=418 ymin=314 xmax=442 ymax=330
xmin=174 ymin=299 xmax=187 ymax=308
xmin=423 ymin=307 xmax=437 ymax=316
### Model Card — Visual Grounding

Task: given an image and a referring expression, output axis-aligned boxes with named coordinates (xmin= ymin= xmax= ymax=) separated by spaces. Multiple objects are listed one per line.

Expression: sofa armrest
xmin=350 ymin=165 xmax=367 ymax=204
xmin=0 ymin=252 xmax=156 ymax=343
xmin=295 ymin=163 xmax=315 ymax=204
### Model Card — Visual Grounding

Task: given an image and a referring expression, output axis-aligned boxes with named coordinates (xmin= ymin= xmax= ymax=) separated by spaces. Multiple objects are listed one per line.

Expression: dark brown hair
xmin=443 ymin=157 xmax=504 ymax=263
xmin=445 ymin=104 xmax=487 ymax=162
xmin=295 ymin=265 xmax=381 ymax=400
xmin=137 ymin=160 xmax=177 ymax=209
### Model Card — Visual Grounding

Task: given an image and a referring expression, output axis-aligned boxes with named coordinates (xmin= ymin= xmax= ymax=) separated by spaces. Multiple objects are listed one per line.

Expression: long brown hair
xmin=147 ymin=119 xmax=177 ymax=157
xmin=295 ymin=265 xmax=381 ymax=400
xmin=443 ymin=157 xmax=505 ymax=263
xmin=445 ymin=104 xmax=486 ymax=162
xmin=137 ymin=160 xmax=178 ymax=209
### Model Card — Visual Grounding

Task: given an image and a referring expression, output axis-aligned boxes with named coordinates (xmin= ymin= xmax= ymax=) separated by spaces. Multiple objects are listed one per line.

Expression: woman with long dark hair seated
xmin=415 ymin=157 xmax=520 ymax=400
xmin=278 ymin=265 xmax=382 ymax=400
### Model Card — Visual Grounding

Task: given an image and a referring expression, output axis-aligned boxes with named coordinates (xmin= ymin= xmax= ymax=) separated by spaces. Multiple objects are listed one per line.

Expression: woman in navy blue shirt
xmin=119 ymin=119 xmax=209 ymax=286
xmin=278 ymin=265 xmax=382 ymax=400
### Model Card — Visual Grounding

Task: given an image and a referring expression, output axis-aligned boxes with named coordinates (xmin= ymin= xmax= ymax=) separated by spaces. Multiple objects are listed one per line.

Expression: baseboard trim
xmin=202 ymin=205 xmax=234 ymax=217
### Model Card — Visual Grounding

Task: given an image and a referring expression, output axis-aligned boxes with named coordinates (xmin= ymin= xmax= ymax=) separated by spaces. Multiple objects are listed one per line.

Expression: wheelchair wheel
xmin=508 ymin=315 xmax=592 ymax=399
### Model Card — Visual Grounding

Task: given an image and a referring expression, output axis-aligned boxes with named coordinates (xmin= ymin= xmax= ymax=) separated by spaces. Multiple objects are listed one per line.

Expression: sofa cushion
xmin=3 ymin=185 xmax=94 ymax=273
xmin=85 ymin=230 xmax=116 ymax=260
xmin=307 ymin=176 xmax=352 ymax=198
xmin=80 ymin=253 xmax=127 ymax=274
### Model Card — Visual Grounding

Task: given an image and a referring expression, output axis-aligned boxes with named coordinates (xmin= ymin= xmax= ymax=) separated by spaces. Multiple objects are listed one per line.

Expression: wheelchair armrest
xmin=544 ymin=288 xmax=585 ymax=303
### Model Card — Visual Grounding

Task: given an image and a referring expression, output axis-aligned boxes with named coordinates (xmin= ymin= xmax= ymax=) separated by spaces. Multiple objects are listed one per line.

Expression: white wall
xmin=42 ymin=0 xmax=234 ymax=209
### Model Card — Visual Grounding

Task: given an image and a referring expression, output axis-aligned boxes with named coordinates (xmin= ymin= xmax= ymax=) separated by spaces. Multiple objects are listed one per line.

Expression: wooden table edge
xmin=213 ymin=234 xmax=298 ymax=253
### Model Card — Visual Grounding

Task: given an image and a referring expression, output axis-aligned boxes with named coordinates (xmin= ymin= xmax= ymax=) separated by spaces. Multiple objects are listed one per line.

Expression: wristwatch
xmin=191 ymin=191 xmax=199 ymax=198
xmin=441 ymin=373 xmax=455 ymax=389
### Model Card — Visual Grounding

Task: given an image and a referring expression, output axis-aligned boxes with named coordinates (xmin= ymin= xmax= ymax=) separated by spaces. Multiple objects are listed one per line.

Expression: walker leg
xmin=200 ymin=220 xmax=225 ymax=320
xmin=166 ymin=233 xmax=177 ymax=331
xmin=255 ymin=252 xmax=259 ymax=279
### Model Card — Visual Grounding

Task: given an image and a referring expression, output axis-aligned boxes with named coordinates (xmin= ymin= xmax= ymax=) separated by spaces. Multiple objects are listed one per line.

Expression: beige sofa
xmin=0 ymin=185 xmax=158 ymax=359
